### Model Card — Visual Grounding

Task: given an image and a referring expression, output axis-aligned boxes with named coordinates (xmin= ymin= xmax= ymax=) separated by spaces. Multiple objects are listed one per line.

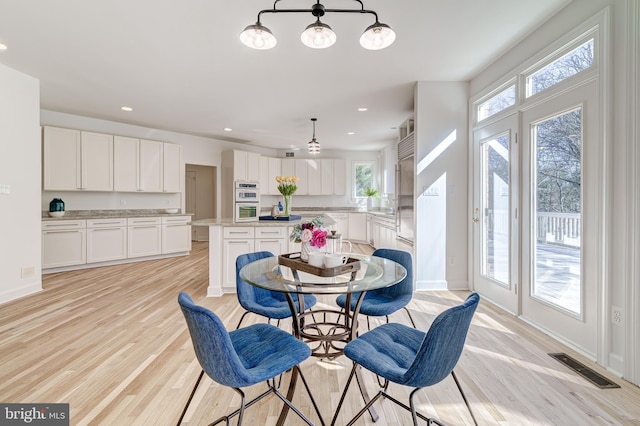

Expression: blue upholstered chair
xmin=236 ymin=251 xmax=317 ymax=329
xmin=335 ymin=248 xmax=416 ymax=329
xmin=177 ymin=292 xmax=323 ymax=426
xmin=331 ymin=292 xmax=480 ymax=426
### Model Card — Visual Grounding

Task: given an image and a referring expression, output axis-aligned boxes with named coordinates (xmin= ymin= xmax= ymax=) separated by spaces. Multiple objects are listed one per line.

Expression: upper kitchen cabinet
xmin=259 ymin=156 xmax=282 ymax=195
xmin=333 ymin=159 xmax=346 ymax=195
xmin=113 ymin=136 xmax=181 ymax=193
xmin=227 ymin=149 xmax=260 ymax=183
xmin=321 ymin=159 xmax=334 ymax=195
xmin=162 ymin=142 xmax=182 ymax=193
xmin=294 ymin=159 xmax=308 ymax=195
xmin=306 ymin=159 xmax=321 ymax=195
xmin=43 ymin=126 xmax=113 ymax=191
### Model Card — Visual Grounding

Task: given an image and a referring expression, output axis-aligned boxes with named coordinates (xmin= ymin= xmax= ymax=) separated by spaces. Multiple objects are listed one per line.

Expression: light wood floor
xmin=1 ymin=241 xmax=639 ymax=425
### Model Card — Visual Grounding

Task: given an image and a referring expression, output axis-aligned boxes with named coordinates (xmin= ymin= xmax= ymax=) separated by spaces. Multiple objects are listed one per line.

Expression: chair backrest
xmin=235 ymin=251 xmax=275 ymax=308
xmin=371 ymin=248 xmax=414 ymax=298
xmin=178 ymin=292 xmax=254 ymax=388
xmin=403 ymin=292 xmax=480 ymax=388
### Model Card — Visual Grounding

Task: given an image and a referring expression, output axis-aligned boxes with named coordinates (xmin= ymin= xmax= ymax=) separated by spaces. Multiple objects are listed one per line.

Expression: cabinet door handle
xmin=228 ymin=240 xmax=251 ymax=244
xmin=132 ymin=225 xmax=158 ymax=229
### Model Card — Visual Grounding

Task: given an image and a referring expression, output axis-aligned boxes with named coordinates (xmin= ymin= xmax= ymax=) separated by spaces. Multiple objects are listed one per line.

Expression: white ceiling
xmin=0 ymin=0 xmax=570 ymax=152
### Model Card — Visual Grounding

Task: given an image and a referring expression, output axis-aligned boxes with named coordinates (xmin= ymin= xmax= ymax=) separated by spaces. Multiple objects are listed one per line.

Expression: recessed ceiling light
xmin=357 ymin=107 xmax=368 ymax=112
xmin=121 ymin=106 xmax=133 ymax=112
xmin=347 ymin=132 xmax=355 ymax=135
xmin=0 ymin=43 xmax=7 ymax=51
xmin=224 ymin=128 xmax=233 ymax=132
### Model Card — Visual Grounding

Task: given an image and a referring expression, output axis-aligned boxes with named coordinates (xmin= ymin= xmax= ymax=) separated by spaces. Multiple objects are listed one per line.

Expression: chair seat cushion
xmin=344 ymin=323 xmax=425 ymax=385
xmin=229 ymin=323 xmax=311 ymax=385
xmin=244 ymin=293 xmax=317 ymax=320
xmin=336 ymin=292 xmax=411 ymax=317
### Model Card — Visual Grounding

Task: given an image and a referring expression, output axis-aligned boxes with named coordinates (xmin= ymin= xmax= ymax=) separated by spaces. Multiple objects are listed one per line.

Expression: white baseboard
xmin=0 ymin=282 xmax=42 ymax=306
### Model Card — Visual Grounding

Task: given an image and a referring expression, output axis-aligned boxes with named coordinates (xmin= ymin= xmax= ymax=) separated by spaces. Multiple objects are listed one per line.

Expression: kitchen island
xmin=192 ymin=215 xmax=336 ymax=296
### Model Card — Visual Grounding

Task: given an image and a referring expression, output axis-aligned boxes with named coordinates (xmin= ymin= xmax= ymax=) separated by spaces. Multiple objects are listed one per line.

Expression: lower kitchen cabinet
xmin=162 ymin=216 xmax=192 ymax=253
xmin=42 ymin=220 xmax=86 ymax=269
xmin=255 ymin=227 xmax=287 ymax=254
xmin=128 ymin=217 xmax=162 ymax=258
xmin=43 ymin=214 xmax=192 ymax=272
xmin=222 ymin=226 xmax=255 ymax=289
xmin=348 ymin=212 xmax=368 ymax=242
xmin=87 ymin=218 xmax=127 ymax=263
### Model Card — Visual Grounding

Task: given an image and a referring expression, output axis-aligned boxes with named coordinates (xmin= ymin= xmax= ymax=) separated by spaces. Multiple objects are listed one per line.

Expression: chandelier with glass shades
xmin=308 ymin=118 xmax=320 ymax=154
xmin=240 ymin=0 xmax=396 ymax=50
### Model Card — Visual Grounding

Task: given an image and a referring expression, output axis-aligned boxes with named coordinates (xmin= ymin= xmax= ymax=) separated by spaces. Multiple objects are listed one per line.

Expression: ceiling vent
xmin=285 ymin=152 xmax=295 ymax=157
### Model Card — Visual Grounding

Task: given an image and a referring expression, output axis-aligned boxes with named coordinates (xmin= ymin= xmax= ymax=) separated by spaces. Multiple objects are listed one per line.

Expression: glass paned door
xmin=481 ymin=133 xmax=510 ymax=286
xmin=473 ymin=115 xmax=518 ymax=314
xmin=532 ymin=109 xmax=582 ymax=314
xmin=520 ymin=80 xmax=598 ymax=357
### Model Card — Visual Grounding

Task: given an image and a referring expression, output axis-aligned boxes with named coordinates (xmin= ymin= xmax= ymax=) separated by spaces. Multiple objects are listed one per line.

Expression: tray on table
xmin=278 ymin=252 xmax=361 ymax=278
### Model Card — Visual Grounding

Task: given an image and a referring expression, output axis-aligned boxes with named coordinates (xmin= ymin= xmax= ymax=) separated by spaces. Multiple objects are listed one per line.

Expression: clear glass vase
xmin=283 ymin=195 xmax=291 ymax=216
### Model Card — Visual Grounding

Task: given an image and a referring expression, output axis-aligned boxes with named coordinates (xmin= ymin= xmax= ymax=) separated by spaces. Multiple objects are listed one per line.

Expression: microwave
xmin=235 ymin=202 xmax=259 ymax=222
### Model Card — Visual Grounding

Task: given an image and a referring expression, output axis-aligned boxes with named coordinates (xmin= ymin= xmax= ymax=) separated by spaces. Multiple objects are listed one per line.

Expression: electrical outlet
xmin=21 ymin=266 xmax=35 ymax=278
xmin=0 ymin=184 xmax=10 ymax=194
xmin=120 ymin=199 xmax=126 ymax=206
xmin=448 ymin=257 xmax=455 ymax=265
xmin=612 ymin=306 xmax=623 ymax=326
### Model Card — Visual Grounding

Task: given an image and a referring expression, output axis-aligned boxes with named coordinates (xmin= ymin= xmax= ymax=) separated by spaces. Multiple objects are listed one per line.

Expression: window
xmin=477 ymin=84 xmax=516 ymax=122
xmin=525 ymin=38 xmax=594 ymax=98
xmin=353 ymin=161 xmax=374 ymax=198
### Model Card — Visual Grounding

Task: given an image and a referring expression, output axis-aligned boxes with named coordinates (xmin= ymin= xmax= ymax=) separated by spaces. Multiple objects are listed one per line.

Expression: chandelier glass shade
xmin=240 ymin=0 xmax=395 ymax=51
xmin=308 ymin=118 xmax=320 ymax=154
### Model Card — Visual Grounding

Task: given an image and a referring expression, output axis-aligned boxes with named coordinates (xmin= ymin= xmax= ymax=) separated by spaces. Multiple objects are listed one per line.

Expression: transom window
xmin=525 ymin=38 xmax=594 ymax=98
xmin=477 ymin=84 xmax=516 ymax=122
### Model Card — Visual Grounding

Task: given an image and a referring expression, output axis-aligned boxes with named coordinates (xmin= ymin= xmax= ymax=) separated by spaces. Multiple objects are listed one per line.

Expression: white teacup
xmin=307 ymin=252 xmax=325 ymax=267
xmin=324 ymin=253 xmax=348 ymax=268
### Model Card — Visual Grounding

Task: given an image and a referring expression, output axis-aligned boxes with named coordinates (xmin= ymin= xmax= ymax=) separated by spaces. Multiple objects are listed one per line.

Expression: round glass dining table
xmin=240 ymin=254 xmax=406 ymax=425
xmin=239 ymin=254 xmax=407 ymax=359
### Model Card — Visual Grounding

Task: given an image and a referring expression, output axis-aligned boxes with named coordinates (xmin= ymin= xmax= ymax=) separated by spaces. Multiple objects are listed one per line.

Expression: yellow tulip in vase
xmin=276 ymin=175 xmax=298 ymax=217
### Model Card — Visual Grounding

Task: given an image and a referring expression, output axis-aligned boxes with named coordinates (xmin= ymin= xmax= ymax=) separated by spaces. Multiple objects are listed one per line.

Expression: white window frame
xmin=352 ymin=160 xmax=376 ymax=199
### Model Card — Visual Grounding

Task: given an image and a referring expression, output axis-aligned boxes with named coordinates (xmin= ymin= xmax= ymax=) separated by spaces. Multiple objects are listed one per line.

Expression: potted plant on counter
xmin=364 ymin=187 xmax=380 ymax=211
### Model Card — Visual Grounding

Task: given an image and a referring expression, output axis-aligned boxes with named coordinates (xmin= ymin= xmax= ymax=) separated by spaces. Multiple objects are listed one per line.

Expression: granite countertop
xmin=42 ymin=209 xmax=192 ymax=221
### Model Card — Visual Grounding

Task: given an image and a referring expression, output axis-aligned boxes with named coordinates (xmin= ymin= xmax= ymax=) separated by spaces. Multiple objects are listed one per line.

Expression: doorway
xmin=185 ymin=164 xmax=216 ymax=241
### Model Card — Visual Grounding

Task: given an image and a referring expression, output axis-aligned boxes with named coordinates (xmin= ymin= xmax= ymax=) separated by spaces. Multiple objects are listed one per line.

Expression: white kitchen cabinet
xmin=113 ymin=136 xmax=140 ymax=192
xmin=281 ymin=158 xmax=295 ymax=178
xmin=306 ymin=159 xmax=322 ymax=195
xmin=334 ymin=159 xmax=346 ymax=195
xmin=259 ymin=157 xmax=282 ymax=195
xmin=162 ymin=216 xmax=192 ymax=253
xmin=321 ymin=159 xmax=334 ymax=195
xmin=127 ymin=217 xmax=162 ymax=258
xmin=86 ymin=218 xmax=127 ymax=263
xmin=114 ymin=136 xmax=180 ymax=193
xmin=140 ymin=139 xmax=163 ymax=192
xmin=42 ymin=220 xmax=86 ymax=268
xmin=372 ymin=215 xmax=397 ymax=249
xmin=294 ymin=159 xmax=308 ymax=195
xmin=163 ymin=142 xmax=182 ymax=193
xmin=43 ymin=126 xmax=113 ymax=191
xmin=329 ymin=213 xmax=349 ymax=237
xmin=226 ymin=150 xmax=261 ymax=183
xmin=81 ymin=131 xmax=114 ymax=191
xmin=348 ymin=212 xmax=368 ymax=242
xmin=222 ymin=227 xmax=255 ymax=289
xmin=255 ymin=226 xmax=287 ymax=254
xmin=287 ymin=226 xmax=301 ymax=253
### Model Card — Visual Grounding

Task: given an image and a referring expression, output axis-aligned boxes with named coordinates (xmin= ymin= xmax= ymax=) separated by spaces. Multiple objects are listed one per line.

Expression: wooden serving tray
xmin=278 ymin=252 xmax=361 ymax=278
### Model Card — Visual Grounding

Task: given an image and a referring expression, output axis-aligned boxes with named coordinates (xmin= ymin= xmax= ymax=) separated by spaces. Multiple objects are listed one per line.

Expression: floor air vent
xmin=549 ymin=353 xmax=620 ymax=389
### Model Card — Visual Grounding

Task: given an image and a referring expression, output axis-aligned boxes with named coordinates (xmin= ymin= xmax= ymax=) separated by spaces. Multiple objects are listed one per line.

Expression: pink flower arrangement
xmin=290 ymin=216 xmax=327 ymax=249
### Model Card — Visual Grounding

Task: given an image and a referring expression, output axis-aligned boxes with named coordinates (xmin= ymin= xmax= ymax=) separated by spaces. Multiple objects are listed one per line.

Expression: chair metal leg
xmin=235 ymin=311 xmax=250 ymax=330
xmin=404 ymin=306 xmax=417 ymax=328
xmin=296 ymin=365 xmax=326 ymax=426
xmin=176 ymin=369 xmax=204 ymax=426
xmin=451 ymin=370 xmax=478 ymax=426
xmin=330 ymin=362 xmax=358 ymax=426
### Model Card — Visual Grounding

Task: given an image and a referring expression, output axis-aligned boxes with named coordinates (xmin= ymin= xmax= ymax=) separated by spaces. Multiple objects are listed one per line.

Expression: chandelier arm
xmin=258 ymin=8 xmax=380 ymax=22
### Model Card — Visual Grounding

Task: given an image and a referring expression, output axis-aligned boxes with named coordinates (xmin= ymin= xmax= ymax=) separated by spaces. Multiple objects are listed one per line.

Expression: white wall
xmin=0 ymin=64 xmax=42 ymax=304
xmin=414 ymin=82 xmax=469 ymax=290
